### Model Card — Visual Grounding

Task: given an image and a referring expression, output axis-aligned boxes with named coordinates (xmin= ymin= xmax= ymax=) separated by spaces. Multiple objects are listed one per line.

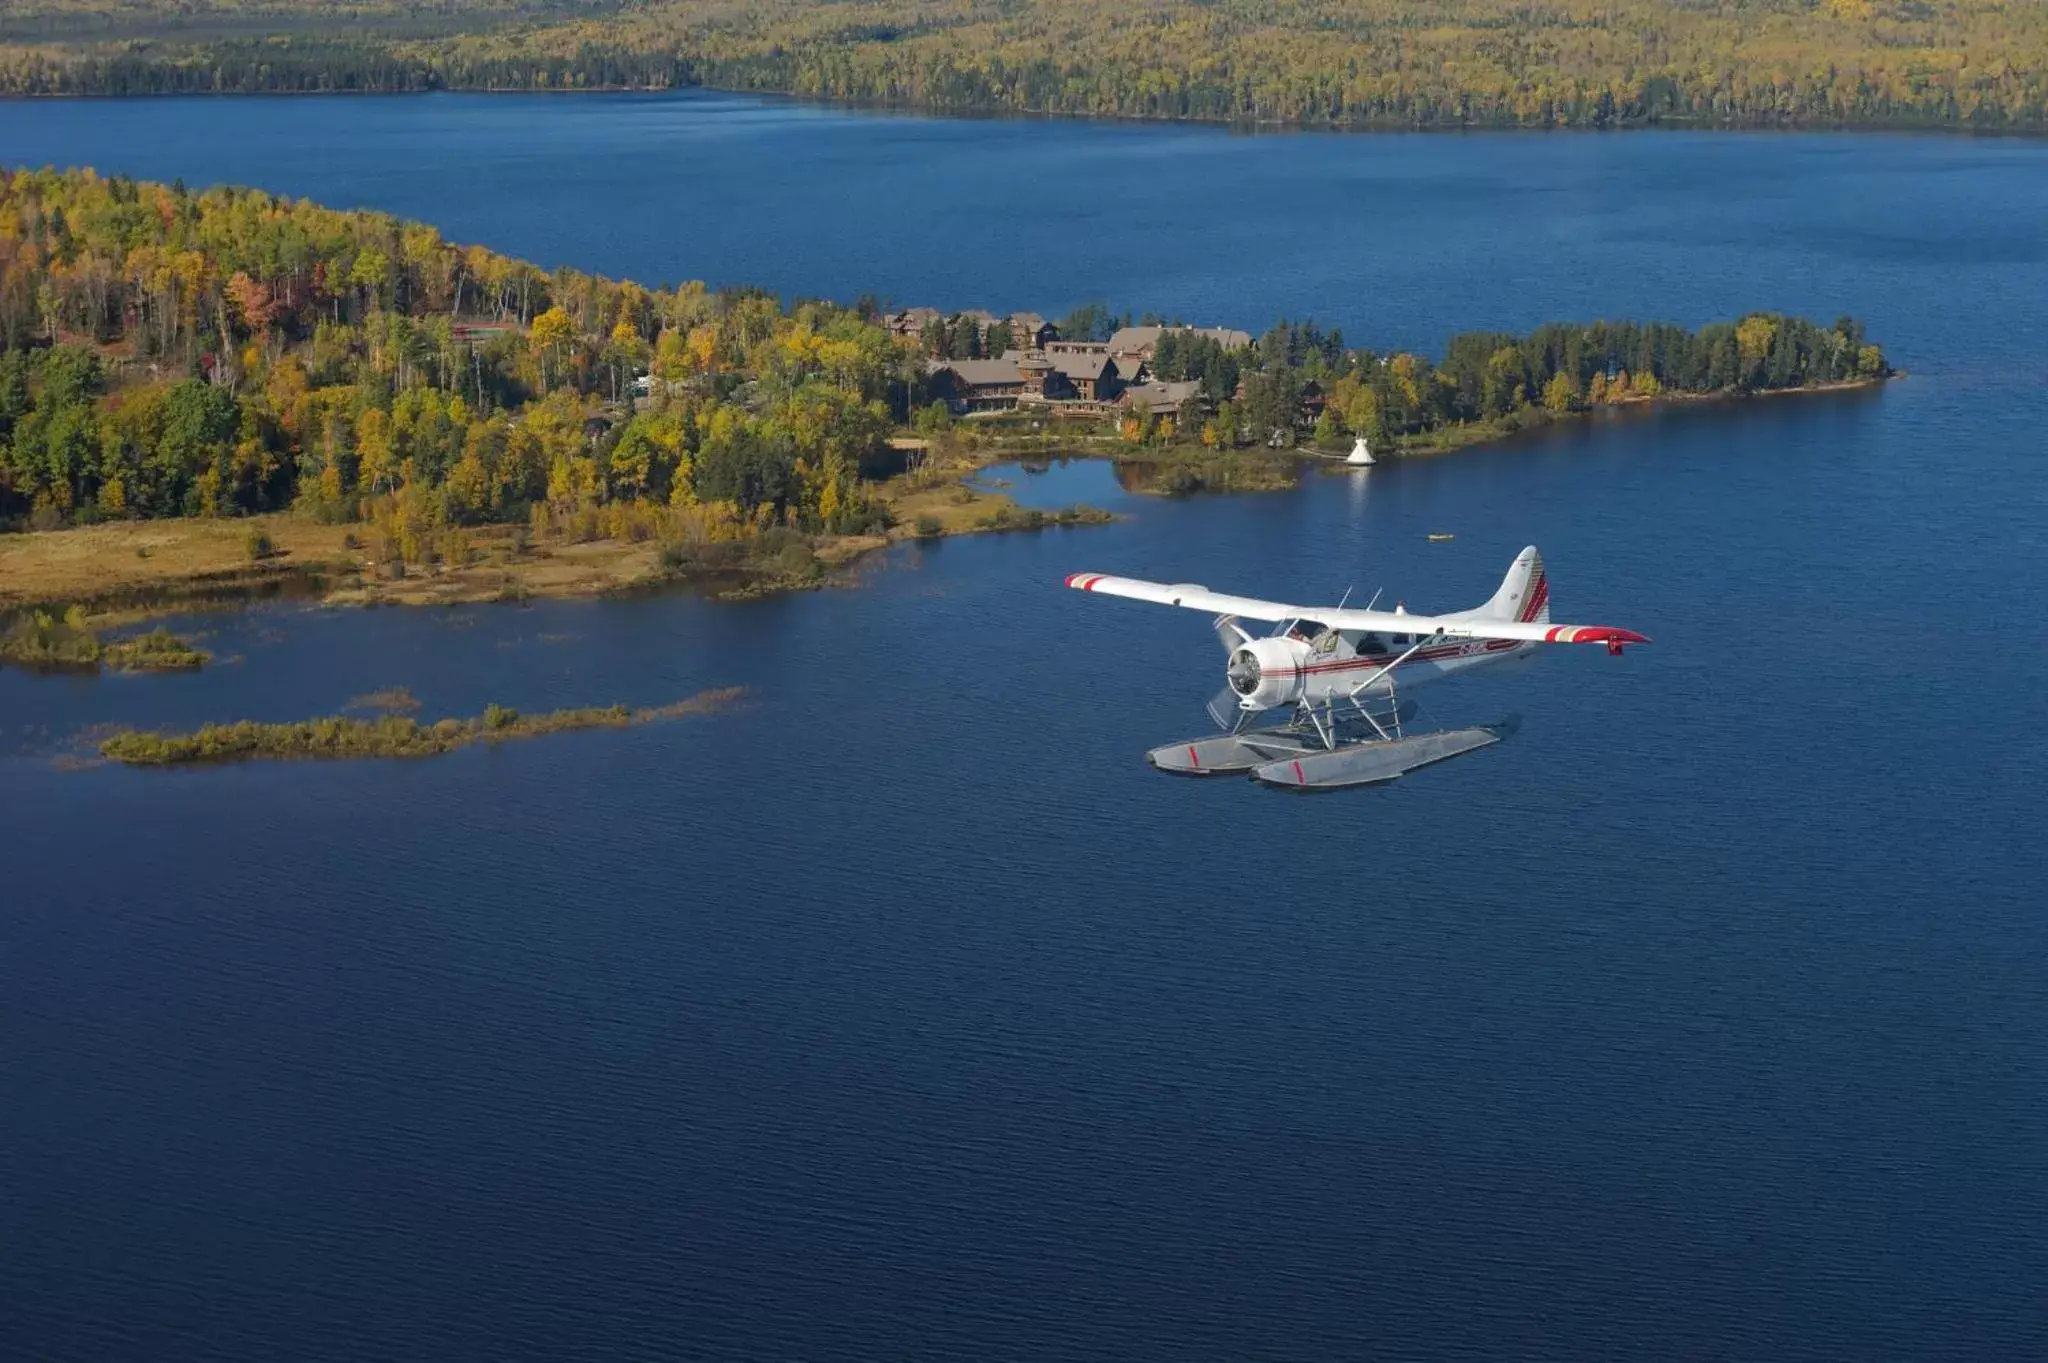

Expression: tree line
xmin=0 ymin=167 xmax=920 ymax=559
xmin=1138 ymin=314 xmax=1887 ymax=451
xmin=2 ymin=0 xmax=2044 ymax=129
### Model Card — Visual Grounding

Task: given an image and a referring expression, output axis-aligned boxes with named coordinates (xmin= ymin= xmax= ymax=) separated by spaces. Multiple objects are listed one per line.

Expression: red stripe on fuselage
xmin=1288 ymin=640 xmax=1527 ymax=678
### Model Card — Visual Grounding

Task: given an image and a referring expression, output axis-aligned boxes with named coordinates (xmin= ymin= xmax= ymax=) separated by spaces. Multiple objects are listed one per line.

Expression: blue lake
xmin=4 ymin=94 xmax=2048 ymax=1361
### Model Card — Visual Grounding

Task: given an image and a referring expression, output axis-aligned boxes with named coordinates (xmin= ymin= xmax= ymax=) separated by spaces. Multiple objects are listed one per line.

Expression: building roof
xmin=889 ymin=307 xmax=942 ymax=331
xmin=1120 ymin=380 xmax=1206 ymax=413
xmin=934 ymin=355 xmax=1025 ymax=387
xmin=1010 ymin=312 xmax=1049 ymax=333
xmin=1108 ymin=325 xmax=1254 ymax=356
xmin=1046 ymin=350 xmax=1115 ymax=381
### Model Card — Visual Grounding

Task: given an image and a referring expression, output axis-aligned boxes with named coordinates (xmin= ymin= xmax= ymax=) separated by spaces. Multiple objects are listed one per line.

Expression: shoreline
xmin=1116 ymin=372 xmax=1896 ymax=490
xmin=1376 ymin=373 xmax=1895 ymax=461
xmin=0 ymin=375 xmax=1890 ymax=628
xmin=0 ymin=460 xmax=1117 ymax=627
xmin=4 ymin=83 xmax=2044 ymax=141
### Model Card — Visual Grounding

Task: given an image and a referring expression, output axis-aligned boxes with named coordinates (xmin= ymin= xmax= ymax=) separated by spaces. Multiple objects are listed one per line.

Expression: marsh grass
xmin=102 ymin=627 xmax=211 ymax=671
xmin=343 ymin=687 xmax=422 ymax=713
xmin=0 ymin=608 xmax=209 ymax=671
xmin=99 ymin=687 xmax=746 ymax=767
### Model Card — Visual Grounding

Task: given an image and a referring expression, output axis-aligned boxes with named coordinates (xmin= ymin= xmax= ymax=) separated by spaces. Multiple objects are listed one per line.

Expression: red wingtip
xmin=1544 ymin=625 xmax=1651 ymax=646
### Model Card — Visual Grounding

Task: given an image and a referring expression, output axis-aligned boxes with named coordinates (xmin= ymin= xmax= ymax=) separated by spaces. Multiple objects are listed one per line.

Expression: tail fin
xmin=1481 ymin=546 xmax=1550 ymax=623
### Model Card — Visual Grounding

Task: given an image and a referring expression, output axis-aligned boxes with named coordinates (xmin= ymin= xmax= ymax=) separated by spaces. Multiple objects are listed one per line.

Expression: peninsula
xmin=0 ymin=167 xmax=1890 ymax=626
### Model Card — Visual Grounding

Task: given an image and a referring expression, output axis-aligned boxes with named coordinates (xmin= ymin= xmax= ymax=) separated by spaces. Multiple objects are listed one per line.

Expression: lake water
xmin=5 ymin=94 xmax=2048 ymax=1361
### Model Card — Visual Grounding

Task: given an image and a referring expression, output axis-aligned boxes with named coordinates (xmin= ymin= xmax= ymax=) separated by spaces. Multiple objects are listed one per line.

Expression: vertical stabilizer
xmin=1481 ymin=546 xmax=1550 ymax=623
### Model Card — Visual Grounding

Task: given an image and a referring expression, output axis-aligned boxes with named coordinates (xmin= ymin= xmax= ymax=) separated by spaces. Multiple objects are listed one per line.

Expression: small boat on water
xmin=1428 ymin=532 xmax=1456 ymax=542
xmin=1346 ymin=435 xmax=1375 ymax=466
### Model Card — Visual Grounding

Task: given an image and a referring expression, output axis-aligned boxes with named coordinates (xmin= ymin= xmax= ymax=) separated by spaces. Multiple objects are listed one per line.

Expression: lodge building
xmin=911 ymin=312 xmax=1254 ymax=421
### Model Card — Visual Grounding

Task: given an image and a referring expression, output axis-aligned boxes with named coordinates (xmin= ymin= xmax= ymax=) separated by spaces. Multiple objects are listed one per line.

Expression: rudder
xmin=1481 ymin=546 xmax=1549 ymax=623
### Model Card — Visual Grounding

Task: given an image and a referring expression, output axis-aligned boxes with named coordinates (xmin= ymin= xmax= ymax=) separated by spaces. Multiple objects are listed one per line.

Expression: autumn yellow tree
xmin=1736 ymin=314 xmax=1778 ymax=385
xmin=529 ymin=305 xmax=576 ymax=388
xmin=356 ymin=407 xmax=396 ymax=496
xmin=1542 ymin=370 xmax=1581 ymax=415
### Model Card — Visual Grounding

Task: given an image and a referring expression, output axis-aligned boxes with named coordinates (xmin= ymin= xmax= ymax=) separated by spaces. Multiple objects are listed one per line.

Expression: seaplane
xmin=1064 ymin=546 xmax=1647 ymax=789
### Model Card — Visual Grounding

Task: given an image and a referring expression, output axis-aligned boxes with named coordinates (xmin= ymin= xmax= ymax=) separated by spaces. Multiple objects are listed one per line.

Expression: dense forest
xmin=1133 ymin=313 xmax=1887 ymax=453
xmin=0 ymin=0 xmax=2043 ymax=129
xmin=0 ymin=166 xmax=917 ymax=559
xmin=0 ymin=167 xmax=1886 ymax=554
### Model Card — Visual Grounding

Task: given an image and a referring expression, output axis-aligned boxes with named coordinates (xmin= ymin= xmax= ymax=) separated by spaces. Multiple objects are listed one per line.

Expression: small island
xmin=98 ymin=687 xmax=746 ymax=767
xmin=0 ymin=605 xmax=209 ymax=672
xmin=0 ymin=167 xmax=1890 ymax=634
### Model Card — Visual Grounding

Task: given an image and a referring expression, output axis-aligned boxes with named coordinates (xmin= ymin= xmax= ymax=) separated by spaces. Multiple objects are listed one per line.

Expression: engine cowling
xmin=1225 ymin=636 xmax=1310 ymax=712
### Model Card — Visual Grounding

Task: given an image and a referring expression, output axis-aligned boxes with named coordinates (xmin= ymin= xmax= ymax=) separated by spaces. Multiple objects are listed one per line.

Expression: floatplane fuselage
xmin=1064 ymin=546 xmax=1648 ymax=788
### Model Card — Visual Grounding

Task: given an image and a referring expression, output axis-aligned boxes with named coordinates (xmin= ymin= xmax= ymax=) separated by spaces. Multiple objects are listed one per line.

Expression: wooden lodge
xmin=928 ymin=355 xmax=1029 ymax=412
xmin=905 ymin=305 xmax=1251 ymax=421
xmin=930 ymin=347 xmax=1144 ymax=414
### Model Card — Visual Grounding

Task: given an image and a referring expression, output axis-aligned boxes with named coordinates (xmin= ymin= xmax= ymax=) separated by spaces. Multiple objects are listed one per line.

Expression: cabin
xmin=1297 ymin=379 xmax=1328 ymax=428
xmin=886 ymin=307 xmax=942 ymax=339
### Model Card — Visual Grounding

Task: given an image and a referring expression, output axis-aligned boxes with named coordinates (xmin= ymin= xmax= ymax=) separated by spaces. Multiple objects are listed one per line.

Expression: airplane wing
xmin=1063 ymin=573 xmax=1303 ymax=622
xmin=1063 ymin=572 xmax=1648 ymax=646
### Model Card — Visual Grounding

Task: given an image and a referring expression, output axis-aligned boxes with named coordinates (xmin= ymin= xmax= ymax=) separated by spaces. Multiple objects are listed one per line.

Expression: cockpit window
xmin=1356 ymin=632 xmax=1387 ymax=656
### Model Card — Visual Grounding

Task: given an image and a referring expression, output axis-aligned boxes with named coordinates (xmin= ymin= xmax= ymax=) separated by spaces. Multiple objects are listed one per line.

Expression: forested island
xmin=0 ymin=0 xmax=2043 ymax=131
xmin=0 ymin=166 xmax=1890 ymax=623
